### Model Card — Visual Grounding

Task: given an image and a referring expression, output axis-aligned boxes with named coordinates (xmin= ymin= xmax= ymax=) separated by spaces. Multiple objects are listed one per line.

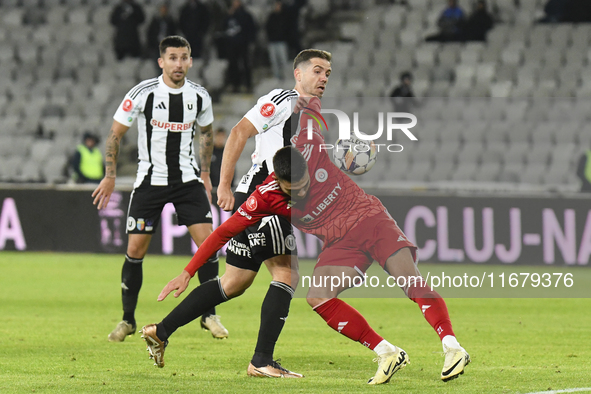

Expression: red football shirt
xmin=185 ymin=101 xmax=385 ymax=276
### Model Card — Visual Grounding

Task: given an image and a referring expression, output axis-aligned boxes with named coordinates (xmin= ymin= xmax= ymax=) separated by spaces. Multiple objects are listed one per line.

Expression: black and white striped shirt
xmin=114 ymin=75 xmax=214 ymax=188
xmin=236 ymin=88 xmax=299 ymax=195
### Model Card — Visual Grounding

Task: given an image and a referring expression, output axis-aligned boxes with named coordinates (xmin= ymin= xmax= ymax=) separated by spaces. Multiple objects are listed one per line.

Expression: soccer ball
xmin=332 ymin=137 xmax=378 ymax=175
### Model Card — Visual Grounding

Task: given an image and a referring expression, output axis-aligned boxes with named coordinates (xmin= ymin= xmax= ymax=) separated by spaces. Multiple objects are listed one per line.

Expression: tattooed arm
xmin=92 ymin=120 xmax=129 ymax=210
xmin=198 ymin=123 xmax=214 ymax=203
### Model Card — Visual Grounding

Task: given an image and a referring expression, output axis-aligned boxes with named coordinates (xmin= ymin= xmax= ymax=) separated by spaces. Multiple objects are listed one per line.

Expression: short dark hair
xmin=273 ymin=147 xmax=308 ymax=183
xmin=293 ymin=49 xmax=332 ymax=70
xmin=159 ymin=35 xmax=191 ymax=56
xmin=400 ymin=71 xmax=413 ymax=81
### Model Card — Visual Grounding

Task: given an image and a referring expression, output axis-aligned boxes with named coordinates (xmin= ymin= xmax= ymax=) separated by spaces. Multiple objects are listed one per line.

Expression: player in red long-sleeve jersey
xmin=141 ymin=98 xmax=470 ymax=384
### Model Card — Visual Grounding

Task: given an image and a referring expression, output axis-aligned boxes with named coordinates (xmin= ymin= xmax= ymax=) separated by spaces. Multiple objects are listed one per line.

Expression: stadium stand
xmin=0 ymin=0 xmax=588 ymax=194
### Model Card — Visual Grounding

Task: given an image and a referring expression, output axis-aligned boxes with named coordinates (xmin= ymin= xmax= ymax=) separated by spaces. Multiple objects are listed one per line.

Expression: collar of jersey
xmin=158 ymin=75 xmax=188 ymax=93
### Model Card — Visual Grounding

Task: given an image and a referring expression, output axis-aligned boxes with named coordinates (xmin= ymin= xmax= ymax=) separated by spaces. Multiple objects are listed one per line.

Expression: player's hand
xmin=158 ymin=270 xmax=192 ymax=301
xmin=201 ymin=171 xmax=213 ymax=203
xmin=217 ymin=183 xmax=235 ymax=212
xmin=293 ymin=96 xmax=311 ymax=113
xmin=91 ymin=177 xmax=116 ymax=210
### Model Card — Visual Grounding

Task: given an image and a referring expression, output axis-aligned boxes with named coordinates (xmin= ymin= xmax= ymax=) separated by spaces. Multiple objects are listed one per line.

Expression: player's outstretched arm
xmin=92 ymin=121 xmax=129 ymax=209
xmin=158 ymin=270 xmax=191 ymax=301
xmin=217 ymin=118 xmax=258 ymax=211
xmin=199 ymin=123 xmax=214 ymax=203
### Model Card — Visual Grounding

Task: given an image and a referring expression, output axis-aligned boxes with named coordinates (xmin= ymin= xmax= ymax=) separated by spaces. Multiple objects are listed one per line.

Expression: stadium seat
xmin=382 ymin=6 xmax=403 ymax=28
xmin=500 ymin=162 xmax=524 ymax=183
xmin=405 ymin=160 xmax=432 ymax=182
xmin=203 ymin=60 xmax=228 ymax=90
xmin=19 ymin=161 xmax=42 ymax=183
xmin=475 ymin=162 xmax=502 ymax=182
xmin=46 ymin=7 xmax=67 ymax=26
xmin=1 ymin=155 xmax=24 ymax=182
xmin=425 ymin=158 xmax=453 ymax=182
xmin=489 ymin=82 xmax=512 ymax=98
xmin=2 ymin=8 xmax=23 ymax=27
xmin=450 ymin=164 xmax=476 ymax=181
xmin=458 ymin=142 xmax=482 ymax=164
xmin=67 ymin=8 xmax=89 ymax=25
xmin=519 ymin=164 xmax=546 ymax=184
xmin=500 ymin=47 xmax=523 ymax=66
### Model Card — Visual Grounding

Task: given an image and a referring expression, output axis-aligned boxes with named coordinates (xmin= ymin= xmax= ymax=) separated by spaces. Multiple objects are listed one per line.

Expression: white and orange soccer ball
xmin=333 ymin=137 xmax=378 ymax=175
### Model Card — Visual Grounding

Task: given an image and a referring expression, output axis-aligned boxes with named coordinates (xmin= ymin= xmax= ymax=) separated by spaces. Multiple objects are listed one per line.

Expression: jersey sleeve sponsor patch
xmin=260 ymin=103 xmax=276 ymax=117
xmin=246 ymin=195 xmax=258 ymax=211
xmin=122 ymin=99 xmax=133 ymax=112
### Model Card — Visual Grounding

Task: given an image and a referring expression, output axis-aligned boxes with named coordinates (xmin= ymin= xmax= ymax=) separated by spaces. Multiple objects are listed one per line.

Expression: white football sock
xmin=442 ymin=335 xmax=462 ymax=351
xmin=374 ymin=339 xmax=397 ymax=356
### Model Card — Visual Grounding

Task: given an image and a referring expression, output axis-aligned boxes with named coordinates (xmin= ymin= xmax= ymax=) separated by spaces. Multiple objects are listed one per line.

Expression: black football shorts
xmin=127 ymin=180 xmax=212 ymax=234
xmin=225 ymin=214 xmax=297 ymax=272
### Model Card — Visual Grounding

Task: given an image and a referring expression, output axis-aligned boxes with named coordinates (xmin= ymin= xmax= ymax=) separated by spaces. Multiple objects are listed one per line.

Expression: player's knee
xmin=306 ymin=297 xmax=326 ymax=308
xmin=220 ymin=275 xmax=254 ymax=298
xmin=126 ymin=245 xmax=147 ymax=260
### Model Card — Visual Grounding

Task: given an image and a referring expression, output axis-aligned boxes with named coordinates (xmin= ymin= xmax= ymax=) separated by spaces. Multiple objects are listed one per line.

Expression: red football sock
xmin=313 ymin=298 xmax=383 ymax=350
xmin=406 ymin=279 xmax=455 ymax=341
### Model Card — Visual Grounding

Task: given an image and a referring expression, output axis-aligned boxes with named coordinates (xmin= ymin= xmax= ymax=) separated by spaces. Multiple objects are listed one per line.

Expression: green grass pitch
xmin=1 ymin=252 xmax=590 ymax=393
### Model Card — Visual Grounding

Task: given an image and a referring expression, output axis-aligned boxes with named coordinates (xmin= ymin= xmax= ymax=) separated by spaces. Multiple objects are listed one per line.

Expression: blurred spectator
xmin=563 ymin=0 xmax=591 ymax=23
xmin=462 ymin=0 xmax=494 ymax=41
xmin=576 ymin=149 xmax=591 ymax=192
xmin=426 ymin=0 xmax=465 ymax=43
xmin=266 ymin=1 xmax=290 ymax=80
xmin=282 ymin=0 xmax=307 ymax=58
xmin=210 ymin=0 xmax=230 ymax=59
xmin=110 ymin=0 xmax=146 ymax=60
xmin=146 ymin=3 xmax=177 ymax=61
xmin=538 ymin=0 xmax=591 ymax=23
xmin=70 ymin=132 xmax=104 ymax=184
xmin=210 ymin=127 xmax=234 ymax=188
xmin=224 ymin=0 xmax=257 ymax=93
xmin=538 ymin=0 xmax=568 ymax=23
xmin=179 ymin=0 xmax=210 ymax=59
xmin=390 ymin=71 xmax=419 ymax=113
xmin=23 ymin=0 xmax=46 ymax=25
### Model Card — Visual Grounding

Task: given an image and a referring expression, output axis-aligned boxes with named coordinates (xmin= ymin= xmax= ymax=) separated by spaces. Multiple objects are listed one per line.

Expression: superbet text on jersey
xmin=113 ymin=75 xmax=214 ymax=188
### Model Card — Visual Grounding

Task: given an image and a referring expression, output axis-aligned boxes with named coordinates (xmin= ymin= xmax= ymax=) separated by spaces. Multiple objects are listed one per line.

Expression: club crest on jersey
xmin=187 ymin=101 xmax=195 ymax=111
xmin=315 ymin=168 xmax=328 ymax=182
xmin=122 ymin=99 xmax=133 ymax=112
xmin=260 ymin=103 xmax=276 ymax=117
xmin=246 ymin=196 xmax=257 ymax=211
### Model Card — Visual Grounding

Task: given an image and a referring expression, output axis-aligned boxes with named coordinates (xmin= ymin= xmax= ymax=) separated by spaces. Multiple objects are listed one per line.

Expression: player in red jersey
xmin=141 ymin=98 xmax=470 ymax=383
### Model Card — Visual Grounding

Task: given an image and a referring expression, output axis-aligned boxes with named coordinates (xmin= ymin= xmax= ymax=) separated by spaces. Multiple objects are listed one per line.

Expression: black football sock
xmin=121 ymin=255 xmax=143 ymax=327
xmin=197 ymin=255 xmax=219 ymax=319
xmin=251 ymin=281 xmax=294 ymax=368
xmin=159 ymin=278 xmax=228 ymax=342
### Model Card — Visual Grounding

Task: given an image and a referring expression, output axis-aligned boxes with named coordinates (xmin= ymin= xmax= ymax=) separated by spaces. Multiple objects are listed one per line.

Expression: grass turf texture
xmin=1 ymin=251 xmax=590 ymax=393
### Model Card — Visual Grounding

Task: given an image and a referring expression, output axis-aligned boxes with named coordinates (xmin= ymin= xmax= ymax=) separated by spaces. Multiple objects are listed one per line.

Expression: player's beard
xmin=169 ymin=69 xmax=186 ymax=84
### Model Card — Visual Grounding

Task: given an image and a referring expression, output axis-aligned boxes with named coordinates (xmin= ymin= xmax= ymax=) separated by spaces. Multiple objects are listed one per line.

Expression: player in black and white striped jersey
xmin=213 ymin=49 xmax=332 ymax=377
xmin=92 ymin=36 xmax=228 ymax=343
xmin=139 ymin=49 xmax=331 ymax=377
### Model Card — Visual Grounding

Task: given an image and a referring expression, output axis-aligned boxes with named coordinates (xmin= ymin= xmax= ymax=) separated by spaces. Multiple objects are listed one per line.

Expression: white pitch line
xmin=523 ymin=388 xmax=591 ymax=394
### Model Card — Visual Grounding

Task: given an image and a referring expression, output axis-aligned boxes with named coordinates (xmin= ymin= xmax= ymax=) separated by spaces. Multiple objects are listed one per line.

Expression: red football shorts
xmin=316 ymin=210 xmax=417 ymax=273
